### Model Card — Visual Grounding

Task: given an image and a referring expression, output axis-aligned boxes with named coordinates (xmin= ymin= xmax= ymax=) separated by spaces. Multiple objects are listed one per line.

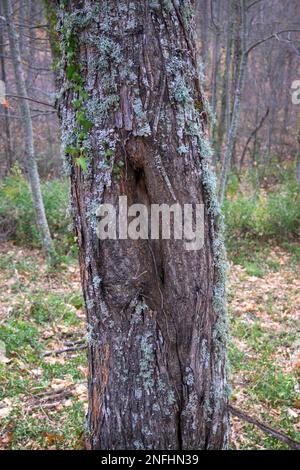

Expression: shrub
xmin=0 ymin=166 xmax=76 ymax=255
xmin=224 ymin=175 xmax=300 ymax=246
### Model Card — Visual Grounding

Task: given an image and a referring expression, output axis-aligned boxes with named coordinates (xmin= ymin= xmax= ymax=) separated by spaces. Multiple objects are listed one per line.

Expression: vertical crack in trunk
xmin=55 ymin=0 xmax=229 ymax=450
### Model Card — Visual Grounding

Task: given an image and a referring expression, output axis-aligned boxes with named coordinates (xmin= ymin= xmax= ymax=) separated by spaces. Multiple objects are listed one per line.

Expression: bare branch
xmin=6 ymin=94 xmax=54 ymax=108
xmin=246 ymin=29 xmax=300 ymax=55
xmin=246 ymin=0 xmax=265 ymax=11
xmin=229 ymin=405 xmax=300 ymax=450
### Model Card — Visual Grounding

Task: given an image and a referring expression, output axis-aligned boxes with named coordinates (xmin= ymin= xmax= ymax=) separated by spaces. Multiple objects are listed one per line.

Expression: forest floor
xmin=0 ymin=241 xmax=299 ymax=450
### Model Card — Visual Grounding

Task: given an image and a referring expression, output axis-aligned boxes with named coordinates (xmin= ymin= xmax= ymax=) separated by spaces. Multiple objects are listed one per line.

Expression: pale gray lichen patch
xmin=139 ymin=331 xmax=155 ymax=394
xmin=133 ymin=439 xmax=145 ymax=450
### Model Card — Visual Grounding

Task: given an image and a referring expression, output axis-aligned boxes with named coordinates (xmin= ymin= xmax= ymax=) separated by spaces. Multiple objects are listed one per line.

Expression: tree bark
xmin=210 ymin=0 xmax=221 ymax=118
xmin=54 ymin=0 xmax=229 ymax=450
xmin=295 ymin=113 xmax=300 ymax=182
xmin=218 ymin=0 xmax=247 ymax=205
xmin=216 ymin=1 xmax=234 ymax=162
xmin=3 ymin=0 xmax=54 ymax=258
xmin=0 ymin=0 xmax=14 ymax=173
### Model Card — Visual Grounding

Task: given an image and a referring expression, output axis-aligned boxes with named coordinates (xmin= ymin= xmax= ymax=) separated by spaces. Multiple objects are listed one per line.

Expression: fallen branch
xmin=64 ymin=339 xmax=85 ymax=347
xmin=42 ymin=344 xmax=86 ymax=357
xmin=6 ymin=94 xmax=54 ymax=108
xmin=229 ymin=404 xmax=300 ymax=450
xmin=29 ymin=401 xmax=63 ymax=411
xmin=33 ymin=387 xmax=74 ymax=401
xmin=33 ymin=386 xmax=69 ymax=398
xmin=26 ymin=386 xmax=75 ymax=411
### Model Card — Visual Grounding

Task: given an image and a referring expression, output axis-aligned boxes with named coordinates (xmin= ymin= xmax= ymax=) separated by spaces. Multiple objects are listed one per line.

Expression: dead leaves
xmin=229 ymin=248 xmax=300 ymax=449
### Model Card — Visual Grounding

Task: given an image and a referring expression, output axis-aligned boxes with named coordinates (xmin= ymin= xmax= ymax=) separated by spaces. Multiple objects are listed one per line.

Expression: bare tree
xmin=0 ymin=0 xmax=13 ymax=173
xmin=219 ymin=0 xmax=248 ymax=204
xmin=2 ymin=0 xmax=55 ymax=258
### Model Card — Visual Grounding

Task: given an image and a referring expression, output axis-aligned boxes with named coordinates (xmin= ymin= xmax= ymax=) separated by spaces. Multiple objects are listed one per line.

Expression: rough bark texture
xmin=54 ymin=0 xmax=229 ymax=450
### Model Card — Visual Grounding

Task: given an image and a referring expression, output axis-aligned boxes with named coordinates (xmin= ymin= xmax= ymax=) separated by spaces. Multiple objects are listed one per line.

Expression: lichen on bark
xmin=54 ymin=0 xmax=229 ymax=450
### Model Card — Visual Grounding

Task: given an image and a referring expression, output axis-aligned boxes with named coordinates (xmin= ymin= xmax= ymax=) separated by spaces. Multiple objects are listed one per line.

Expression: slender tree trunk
xmin=54 ymin=0 xmax=229 ymax=450
xmin=25 ymin=0 xmax=36 ymax=91
xmin=251 ymin=100 xmax=260 ymax=165
xmin=216 ymin=2 xmax=233 ymax=162
xmin=279 ymin=54 xmax=292 ymax=161
xmin=3 ymin=0 xmax=54 ymax=258
xmin=0 ymin=0 xmax=13 ymax=172
xmin=210 ymin=0 xmax=221 ymax=118
xmin=230 ymin=0 xmax=241 ymax=121
xmin=295 ymin=113 xmax=300 ymax=182
xmin=218 ymin=0 xmax=247 ymax=205
xmin=265 ymin=106 xmax=274 ymax=166
xmin=198 ymin=0 xmax=209 ymax=69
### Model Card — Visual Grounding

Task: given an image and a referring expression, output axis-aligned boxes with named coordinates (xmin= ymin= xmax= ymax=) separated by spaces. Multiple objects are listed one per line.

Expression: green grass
xmin=1 ymin=161 xmax=299 ymax=449
xmin=0 ymin=247 xmax=86 ymax=449
xmin=227 ymin=240 xmax=283 ymax=277
xmin=229 ymin=311 xmax=300 ymax=449
xmin=0 ymin=296 xmax=86 ymax=448
xmin=0 ymin=319 xmax=41 ymax=357
xmin=1 ymin=401 xmax=85 ymax=450
xmin=281 ymin=242 xmax=300 ymax=264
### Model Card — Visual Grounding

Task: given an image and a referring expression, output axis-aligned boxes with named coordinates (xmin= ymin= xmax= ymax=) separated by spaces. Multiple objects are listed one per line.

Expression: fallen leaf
xmin=42 ymin=432 xmax=65 ymax=444
xmin=0 ymin=431 xmax=13 ymax=449
xmin=287 ymin=408 xmax=298 ymax=419
xmin=0 ymin=341 xmax=10 ymax=364
xmin=74 ymin=383 xmax=87 ymax=401
xmin=0 ymin=398 xmax=12 ymax=419
xmin=50 ymin=376 xmax=74 ymax=391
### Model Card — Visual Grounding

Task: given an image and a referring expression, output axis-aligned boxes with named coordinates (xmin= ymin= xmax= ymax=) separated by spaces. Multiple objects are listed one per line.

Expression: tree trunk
xmin=3 ymin=0 xmax=55 ymax=259
xmin=197 ymin=0 xmax=209 ymax=70
xmin=210 ymin=0 xmax=221 ymax=118
xmin=0 ymin=0 xmax=13 ymax=173
xmin=54 ymin=0 xmax=229 ymax=450
xmin=295 ymin=113 xmax=300 ymax=182
xmin=216 ymin=1 xmax=234 ymax=162
xmin=218 ymin=0 xmax=247 ymax=205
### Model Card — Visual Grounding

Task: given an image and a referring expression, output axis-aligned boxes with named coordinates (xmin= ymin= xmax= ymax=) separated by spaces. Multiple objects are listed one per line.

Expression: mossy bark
xmin=54 ymin=0 xmax=229 ymax=450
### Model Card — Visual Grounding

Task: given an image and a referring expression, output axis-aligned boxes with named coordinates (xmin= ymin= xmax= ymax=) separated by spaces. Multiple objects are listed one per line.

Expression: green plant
xmin=0 ymin=319 xmax=40 ymax=357
xmin=0 ymin=168 xmax=76 ymax=256
xmin=224 ymin=173 xmax=300 ymax=247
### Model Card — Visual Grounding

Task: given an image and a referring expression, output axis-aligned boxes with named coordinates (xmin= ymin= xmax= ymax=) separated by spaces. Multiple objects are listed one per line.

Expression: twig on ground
xmin=229 ymin=404 xmax=300 ymax=450
xmin=42 ymin=344 xmax=86 ymax=357
xmin=33 ymin=386 xmax=68 ymax=398
xmin=63 ymin=339 xmax=85 ymax=347
xmin=27 ymin=386 xmax=75 ymax=410
xmin=29 ymin=401 xmax=63 ymax=411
